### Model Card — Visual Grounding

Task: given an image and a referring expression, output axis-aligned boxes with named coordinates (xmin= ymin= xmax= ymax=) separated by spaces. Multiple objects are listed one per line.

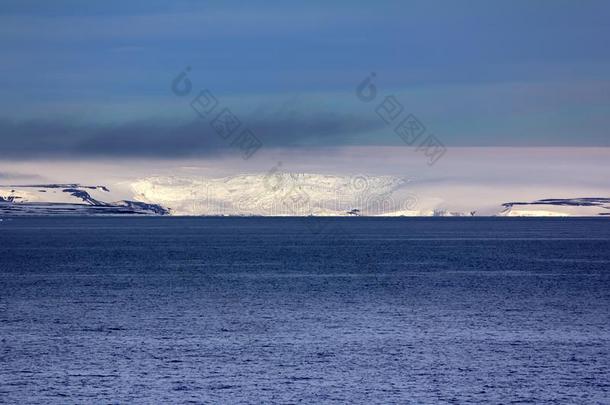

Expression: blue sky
xmin=0 ymin=0 xmax=609 ymax=157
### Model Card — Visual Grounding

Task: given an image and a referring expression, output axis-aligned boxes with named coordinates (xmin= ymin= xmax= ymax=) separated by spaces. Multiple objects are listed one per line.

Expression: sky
xmin=0 ymin=0 xmax=609 ymax=161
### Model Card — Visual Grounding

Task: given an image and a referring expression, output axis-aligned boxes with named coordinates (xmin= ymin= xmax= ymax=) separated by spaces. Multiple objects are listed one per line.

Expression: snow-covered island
xmin=1 ymin=176 xmax=608 ymax=217
xmin=498 ymin=198 xmax=610 ymax=217
xmin=0 ymin=184 xmax=169 ymax=216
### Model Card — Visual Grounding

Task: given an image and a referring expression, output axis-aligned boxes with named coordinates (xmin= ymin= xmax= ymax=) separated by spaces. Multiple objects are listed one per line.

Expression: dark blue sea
xmin=1 ymin=217 xmax=609 ymax=403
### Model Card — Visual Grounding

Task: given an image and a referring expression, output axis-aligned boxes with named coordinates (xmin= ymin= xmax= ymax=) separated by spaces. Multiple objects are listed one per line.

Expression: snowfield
xmin=1 ymin=177 xmax=608 ymax=217
xmin=499 ymin=198 xmax=610 ymax=217
xmin=0 ymin=184 xmax=169 ymax=216
xmin=130 ymin=173 xmax=422 ymax=216
xmin=130 ymin=174 xmax=609 ymax=217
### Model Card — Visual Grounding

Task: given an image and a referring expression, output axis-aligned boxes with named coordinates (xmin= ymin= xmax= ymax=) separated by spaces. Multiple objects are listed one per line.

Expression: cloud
xmin=0 ymin=112 xmax=382 ymax=159
xmin=0 ymin=171 xmax=41 ymax=180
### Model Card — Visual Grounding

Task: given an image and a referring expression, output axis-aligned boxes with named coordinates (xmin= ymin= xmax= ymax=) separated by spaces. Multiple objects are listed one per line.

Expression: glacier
xmin=0 ymin=184 xmax=169 ymax=216
xmin=130 ymin=174 xmax=610 ymax=217
xmin=1 ymin=176 xmax=608 ymax=217
xmin=130 ymin=173 xmax=426 ymax=216
xmin=498 ymin=198 xmax=610 ymax=217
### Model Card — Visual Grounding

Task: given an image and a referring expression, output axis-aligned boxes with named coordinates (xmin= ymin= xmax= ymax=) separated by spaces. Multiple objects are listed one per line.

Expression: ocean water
xmin=1 ymin=217 xmax=609 ymax=404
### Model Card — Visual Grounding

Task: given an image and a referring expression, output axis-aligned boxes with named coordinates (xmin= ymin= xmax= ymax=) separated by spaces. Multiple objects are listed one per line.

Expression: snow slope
xmin=0 ymin=184 xmax=169 ymax=216
xmin=131 ymin=173 xmax=422 ymax=216
xmin=1 ymin=177 xmax=607 ymax=217
xmin=130 ymin=174 xmax=609 ymax=217
xmin=498 ymin=198 xmax=610 ymax=217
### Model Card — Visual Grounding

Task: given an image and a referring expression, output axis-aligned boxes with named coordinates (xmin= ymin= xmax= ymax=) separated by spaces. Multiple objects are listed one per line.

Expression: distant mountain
xmin=1 ymin=178 xmax=608 ymax=217
xmin=499 ymin=198 xmax=610 ymax=217
xmin=131 ymin=173 xmax=426 ymax=216
xmin=131 ymin=174 xmax=609 ymax=217
xmin=0 ymin=184 xmax=169 ymax=216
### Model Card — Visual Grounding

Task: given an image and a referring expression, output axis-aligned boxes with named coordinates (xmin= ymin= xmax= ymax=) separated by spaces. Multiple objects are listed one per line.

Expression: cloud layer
xmin=1 ymin=1 xmax=610 ymax=155
xmin=0 ymin=113 xmax=381 ymax=158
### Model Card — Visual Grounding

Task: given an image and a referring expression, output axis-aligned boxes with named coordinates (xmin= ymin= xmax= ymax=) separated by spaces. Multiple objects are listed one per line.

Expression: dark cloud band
xmin=0 ymin=113 xmax=381 ymax=158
